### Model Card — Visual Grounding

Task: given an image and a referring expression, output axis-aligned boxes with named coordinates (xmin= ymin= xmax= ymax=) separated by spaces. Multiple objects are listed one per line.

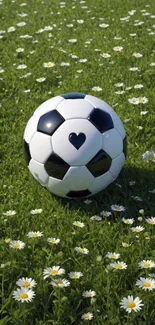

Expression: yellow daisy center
xmin=144 ymin=263 xmax=150 ymax=267
xmin=50 ymin=240 xmax=56 ymax=243
xmin=8 ymin=212 xmax=13 ymax=216
xmin=23 ymin=281 xmax=30 ymax=287
xmin=149 ymin=220 xmax=155 ymax=224
xmin=57 ymin=280 xmax=63 ymax=285
xmin=51 ymin=270 xmax=58 ymax=275
xmin=115 ymin=207 xmax=121 ymax=210
xmin=139 ymin=98 xmax=145 ymax=103
xmin=73 ymin=274 xmax=79 ymax=278
xmin=111 ymin=255 xmax=117 ymax=259
xmin=148 ymin=154 xmax=154 ymax=159
xmin=85 ymin=315 xmax=91 ymax=319
xmin=87 ymin=292 xmax=92 ymax=297
xmin=32 ymin=233 xmax=39 ymax=237
xmin=143 ymin=281 xmax=151 ymax=287
xmin=136 ymin=228 xmax=141 ymax=232
xmin=80 ymin=249 xmax=85 ymax=253
xmin=14 ymin=243 xmax=20 ymax=248
xmin=47 ymin=63 xmax=52 ymax=66
xmin=115 ymin=264 xmax=123 ymax=269
xmin=127 ymin=301 xmax=136 ymax=308
xmin=20 ymin=293 xmax=28 ymax=299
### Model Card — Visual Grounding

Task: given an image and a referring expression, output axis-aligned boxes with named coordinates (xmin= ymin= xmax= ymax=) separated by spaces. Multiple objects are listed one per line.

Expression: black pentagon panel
xmin=123 ymin=136 xmax=127 ymax=157
xmin=37 ymin=110 xmax=65 ymax=136
xmin=60 ymin=92 xmax=86 ymax=99
xmin=88 ymin=108 xmax=114 ymax=133
xmin=44 ymin=152 xmax=70 ymax=180
xmin=66 ymin=189 xmax=91 ymax=198
xmin=23 ymin=140 xmax=31 ymax=165
xmin=86 ymin=150 xmax=112 ymax=177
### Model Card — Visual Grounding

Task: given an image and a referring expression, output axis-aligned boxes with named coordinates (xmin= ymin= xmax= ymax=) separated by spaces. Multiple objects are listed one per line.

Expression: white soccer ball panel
xmin=30 ymin=132 xmax=53 ymax=163
xmin=89 ymin=171 xmax=114 ymax=193
xmin=85 ymin=94 xmax=126 ymax=138
xmin=52 ymin=119 xmax=102 ymax=165
xmin=47 ymin=176 xmax=69 ymax=197
xmin=56 ymin=99 xmax=94 ymax=119
xmin=29 ymin=159 xmax=49 ymax=186
xmin=23 ymin=115 xmax=40 ymax=143
xmin=63 ymin=166 xmax=95 ymax=190
xmin=33 ymin=96 xmax=64 ymax=117
xmin=111 ymin=111 xmax=126 ymax=139
xmin=85 ymin=95 xmax=114 ymax=114
xmin=102 ymin=128 xmax=123 ymax=159
xmin=109 ymin=153 xmax=125 ymax=178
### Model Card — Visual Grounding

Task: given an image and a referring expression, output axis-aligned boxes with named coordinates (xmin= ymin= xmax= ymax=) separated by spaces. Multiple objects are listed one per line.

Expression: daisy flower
xmin=129 ymin=67 xmax=139 ymax=71
xmin=9 ymin=240 xmax=25 ymax=249
xmin=115 ymin=90 xmax=125 ymax=94
xmin=140 ymin=110 xmax=148 ymax=115
xmin=109 ymin=261 xmax=127 ymax=270
xmin=138 ymin=260 xmax=155 ymax=269
xmin=99 ymin=23 xmax=109 ymax=27
xmin=79 ymin=58 xmax=87 ymax=63
xmin=113 ymin=46 xmax=123 ymax=52
xmin=43 ymin=62 xmax=55 ymax=68
xmin=105 ymin=252 xmax=120 ymax=259
xmin=27 ymin=231 xmax=43 ymax=238
xmin=17 ymin=64 xmax=27 ymax=69
xmin=16 ymin=277 xmax=37 ymax=288
xmin=13 ymin=288 xmax=35 ymax=303
xmin=122 ymin=218 xmax=134 ymax=224
xmin=134 ymin=84 xmax=143 ymax=88
xmin=132 ymin=196 xmax=143 ymax=201
xmin=73 ymin=221 xmax=85 ymax=228
xmin=60 ymin=62 xmax=70 ymax=66
xmin=68 ymin=271 xmax=83 ymax=279
xmin=3 ymin=210 xmax=16 ymax=217
xmin=51 ymin=278 xmax=70 ymax=287
xmin=82 ymin=290 xmax=96 ymax=298
xmin=142 ymin=151 xmax=155 ymax=162
xmin=92 ymin=86 xmax=102 ymax=91
xmin=16 ymin=48 xmax=24 ymax=53
xmin=36 ymin=77 xmax=46 ymax=83
xmin=47 ymin=237 xmax=60 ymax=244
xmin=81 ymin=312 xmax=93 ymax=320
xmin=68 ymin=39 xmax=77 ymax=43
xmin=100 ymin=53 xmax=111 ymax=58
xmin=139 ymin=97 xmax=148 ymax=104
xmin=100 ymin=211 xmax=112 ymax=217
xmin=43 ymin=266 xmax=65 ymax=279
xmin=90 ymin=215 xmax=102 ymax=221
xmin=128 ymin=97 xmax=139 ymax=104
xmin=120 ymin=296 xmax=143 ymax=313
xmin=136 ymin=277 xmax=155 ymax=291
xmin=131 ymin=226 xmax=145 ymax=232
xmin=122 ymin=242 xmax=132 ymax=247
xmin=139 ymin=97 xmax=149 ymax=104
xmin=30 ymin=209 xmax=42 ymax=214
xmin=75 ymin=247 xmax=89 ymax=254
xmin=111 ymin=204 xmax=125 ymax=211
xmin=146 ymin=217 xmax=155 ymax=225
xmin=8 ymin=26 xmax=16 ymax=32
xmin=114 ymin=82 xmax=124 ymax=87
xmin=132 ymin=52 xmax=143 ymax=58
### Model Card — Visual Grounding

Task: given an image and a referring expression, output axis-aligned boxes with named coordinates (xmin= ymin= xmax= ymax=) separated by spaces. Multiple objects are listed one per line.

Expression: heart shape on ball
xmin=69 ymin=132 xmax=86 ymax=150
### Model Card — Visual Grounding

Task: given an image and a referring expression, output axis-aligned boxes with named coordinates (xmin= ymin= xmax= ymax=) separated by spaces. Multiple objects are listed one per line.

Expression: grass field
xmin=1 ymin=0 xmax=155 ymax=324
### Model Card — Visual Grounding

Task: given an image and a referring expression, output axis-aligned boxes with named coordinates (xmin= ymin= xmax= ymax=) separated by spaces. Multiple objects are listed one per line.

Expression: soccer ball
xmin=23 ymin=92 xmax=126 ymax=198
